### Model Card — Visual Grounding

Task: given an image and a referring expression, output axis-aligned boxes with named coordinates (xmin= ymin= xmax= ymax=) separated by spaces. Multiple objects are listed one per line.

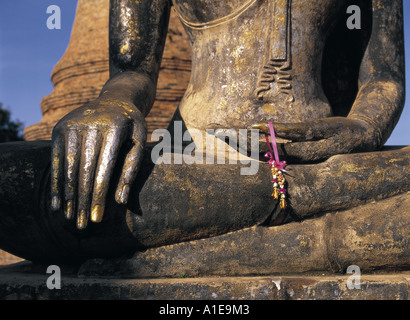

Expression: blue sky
xmin=0 ymin=0 xmax=409 ymax=145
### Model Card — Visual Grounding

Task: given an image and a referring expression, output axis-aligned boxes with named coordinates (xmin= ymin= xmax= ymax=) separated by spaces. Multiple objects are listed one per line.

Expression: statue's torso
xmin=172 ymin=0 xmax=349 ymax=130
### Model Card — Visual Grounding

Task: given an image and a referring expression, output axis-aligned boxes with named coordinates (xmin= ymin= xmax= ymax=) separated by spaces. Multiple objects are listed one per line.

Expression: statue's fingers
xmin=251 ymin=123 xmax=270 ymax=133
xmin=51 ymin=134 xmax=64 ymax=211
xmin=281 ymin=135 xmax=351 ymax=163
xmin=76 ymin=129 xmax=100 ymax=230
xmin=280 ymin=140 xmax=325 ymax=163
xmin=90 ymin=129 xmax=125 ymax=223
xmin=64 ymin=130 xmax=80 ymax=220
xmin=254 ymin=120 xmax=340 ymax=142
xmin=272 ymin=123 xmax=313 ymax=141
xmin=115 ymin=140 xmax=144 ymax=205
xmin=115 ymin=122 xmax=146 ymax=205
xmin=251 ymin=122 xmax=309 ymax=141
xmin=276 ymin=118 xmax=350 ymax=142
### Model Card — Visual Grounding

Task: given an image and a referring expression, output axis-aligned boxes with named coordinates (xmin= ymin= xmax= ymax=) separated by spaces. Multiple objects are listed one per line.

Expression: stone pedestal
xmin=0 ymin=262 xmax=408 ymax=300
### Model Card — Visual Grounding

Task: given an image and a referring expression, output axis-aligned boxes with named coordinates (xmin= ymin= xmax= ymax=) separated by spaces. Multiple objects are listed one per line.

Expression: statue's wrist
xmin=99 ymin=71 xmax=156 ymax=115
xmin=348 ymin=114 xmax=383 ymax=149
xmin=94 ymin=95 xmax=146 ymax=122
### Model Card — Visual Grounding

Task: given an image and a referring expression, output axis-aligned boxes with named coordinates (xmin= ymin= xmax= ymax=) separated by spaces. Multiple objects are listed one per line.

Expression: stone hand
xmin=253 ymin=117 xmax=377 ymax=163
xmin=50 ymin=98 xmax=146 ymax=229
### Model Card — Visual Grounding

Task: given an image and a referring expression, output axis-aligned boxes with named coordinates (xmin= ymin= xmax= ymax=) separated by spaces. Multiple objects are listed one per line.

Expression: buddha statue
xmin=0 ymin=0 xmax=408 ymax=274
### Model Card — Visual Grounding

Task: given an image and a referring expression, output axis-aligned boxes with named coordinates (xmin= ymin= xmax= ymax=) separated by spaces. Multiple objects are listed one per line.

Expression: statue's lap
xmin=0 ymin=141 xmax=408 ymax=274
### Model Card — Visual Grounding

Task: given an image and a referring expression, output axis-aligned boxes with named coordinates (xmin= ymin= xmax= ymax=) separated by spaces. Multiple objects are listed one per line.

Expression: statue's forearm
xmin=99 ymin=0 xmax=171 ymax=115
xmin=109 ymin=0 xmax=170 ymax=77
xmin=348 ymin=0 xmax=404 ymax=147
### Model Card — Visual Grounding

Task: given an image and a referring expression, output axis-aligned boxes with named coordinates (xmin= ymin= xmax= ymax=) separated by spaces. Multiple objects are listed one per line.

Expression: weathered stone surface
xmin=0 ymin=262 xmax=408 ymax=300
xmin=78 ymin=192 xmax=410 ymax=278
xmin=24 ymin=0 xmax=191 ymax=141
